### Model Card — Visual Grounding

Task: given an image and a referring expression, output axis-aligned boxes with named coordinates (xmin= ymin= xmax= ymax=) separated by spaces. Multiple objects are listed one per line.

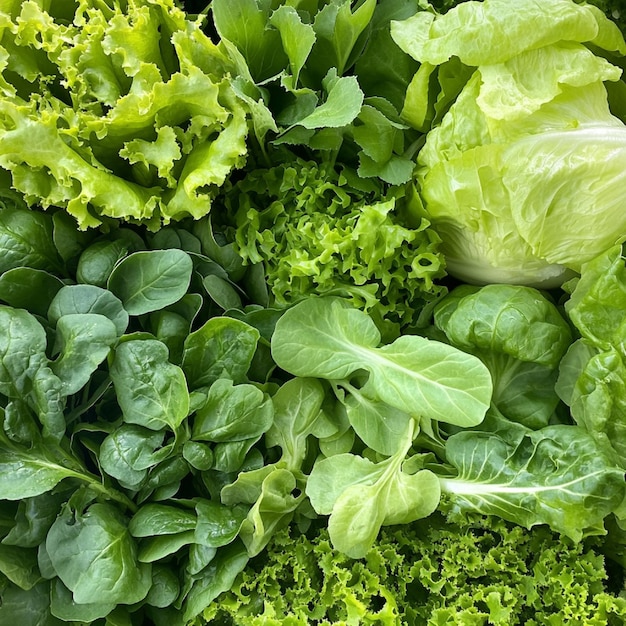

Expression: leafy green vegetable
xmin=434 ymin=284 xmax=572 ymax=427
xmin=392 ymin=0 xmax=626 ymax=287
xmin=198 ymin=517 xmax=626 ymax=625
xmin=271 ymin=296 xmax=492 ymax=427
xmin=220 ymin=158 xmax=445 ymax=334
xmin=439 ymin=411 xmax=626 ymax=540
xmin=0 ymin=0 xmax=255 ymax=228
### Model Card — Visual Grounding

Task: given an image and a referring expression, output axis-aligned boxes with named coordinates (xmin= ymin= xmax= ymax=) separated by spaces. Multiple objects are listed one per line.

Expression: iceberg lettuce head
xmin=392 ymin=0 xmax=626 ymax=287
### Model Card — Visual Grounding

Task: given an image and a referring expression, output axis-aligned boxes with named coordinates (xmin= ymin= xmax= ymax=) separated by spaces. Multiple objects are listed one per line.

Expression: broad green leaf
xmin=129 ymin=503 xmax=197 ymax=537
xmin=182 ymin=316 xmax=260 ymax=388
xmin=0 ymin=580 xmax=63 ymax=626
xmin=0 ymin=208 xmax=63 ymax=274
xmin=182 ymin=541 xmax=249 ymax=621
xmin=0 ymin=306 xmax=65 ymax=441
xmin=440 ymin=413 xmax=626 ymax=541
xmin=312 ymin=0 xmax=377 ymax=75
xmin=435 ymin=284 xmax=573 ymax=369
xmin=137 ymin=530 xmax=195 ymax=563
xmin=182 ymin=440 xmax=214 ymax=471
xmin=0 ymin=445 xmax=77 ymax=500
xmin=50 ymin=579 xmax=115 ymax=622
xmin=110 ymin=339 xmax=189 ymax=431
xmin=76 ymin=239 xmax=130 ymax=287
xmin=271 ymin=297 xmax=381 ymax=380
xmin=194 ymin=500 xmax=247 ymax=548
xmin=341 ymin=385 xmax=412 ymax=456
xmin=307 ymin=420 xmax=440 ymax=558
xmin=100 ymin=425 xmax=169 ymax=488
xmin=237 ymin=467 xmax=304 ymax=557
xmin=202 ymin=274 xmax=243 ymax=310
xmin=0 ymin=543 xmax=42 ymax=590
xmin=48 ymin=285 xmax=129 ymax=336
xmin=565 ymin=245 xmax=626 ymax=350
xmin=0 ymin=267 xmax=64 ymax=316
xmin=192 ymin=378 xmax=273 ymax=443
xmin=296 ymin=70 xmax=364 ymax=129
xmin=107 ymin=249 xmax=193 ymax=315
xmin=271 ymin=297 xmax=492 ymax=427
xmin=3 ymin=491 xmax=67 ymax=548
xmin=211 ymin=0 xmax=287 ymax=81
xmin=46 ymin=503 xmax=152 ymax=605
xmin=51 ymin=314 xmax=118 ymax=395
xmin=265 ymin=377 xmax=325 ymax=470
xmin=570 ymin=347 xmax=626 ymax=466
xmin=0 ymin=306 xmax=49 ymax=399
xmin=145 ymin=564 xmax=180 ymax=609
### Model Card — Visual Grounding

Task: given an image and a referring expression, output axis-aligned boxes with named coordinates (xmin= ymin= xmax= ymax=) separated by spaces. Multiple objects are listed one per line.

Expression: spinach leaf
xmin=46 ymin=503 xmax=152 ymax=605
xmin=107 ymin=249 xmax=194 ymax=315
xmin=182 ymin=317 xmax=260 ymax=388
xmin=110 ymin=340 xmax=190 ymax=431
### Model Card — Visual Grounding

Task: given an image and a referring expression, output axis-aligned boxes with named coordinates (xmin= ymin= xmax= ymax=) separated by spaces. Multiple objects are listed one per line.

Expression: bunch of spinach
xmin=0 ymin=200 xmax=278 ymax=625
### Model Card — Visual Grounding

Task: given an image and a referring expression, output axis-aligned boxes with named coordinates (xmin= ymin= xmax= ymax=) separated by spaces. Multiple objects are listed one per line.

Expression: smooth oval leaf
xmin=110 ymin=339 xmax=190 ymax=431
xmin=107 ymin=249 xmax=193 ymax=315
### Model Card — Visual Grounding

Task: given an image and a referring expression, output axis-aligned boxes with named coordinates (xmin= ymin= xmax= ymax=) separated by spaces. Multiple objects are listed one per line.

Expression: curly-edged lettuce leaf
xmin=222 ymin=158 xmax=446 ymax=332
xmin=391 ymin=0 xmax=626 ymax=67
xmin=439 ymin=412 xmax=626 ymax=540
xmin=556 ymin=246 xmax=626 ymax=467
xmin=0 ymin=0 xmax=254 ymax=228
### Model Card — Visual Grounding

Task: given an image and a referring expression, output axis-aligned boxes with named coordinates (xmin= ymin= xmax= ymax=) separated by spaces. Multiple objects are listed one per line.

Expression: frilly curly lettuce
xmin=0 ymin=0 xmax=259 ymax=229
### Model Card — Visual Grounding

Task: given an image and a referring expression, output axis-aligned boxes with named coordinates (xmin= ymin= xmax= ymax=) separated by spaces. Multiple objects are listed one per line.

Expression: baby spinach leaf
xmin=76 ymin=239 xmax=130 ymax=287
xmin=107 ymin=249 xmax=194 ymax=316
xmin=0 ymin=437 xmax=82 ymax=500
xmin=271 ymin=297 xmax=492 ymax=427
xmin=182 ymin=440 xmax=214 ymax=471
xmin=195 ymin=500 xmax=248 ymax=549
xmin=100 ymin=425 xmax=169 ymax=489
xmin=182 ymin=317 xmax=260 ymax=388
xmin=129 ymin=503 xmax=197 ymax=537
xmin=51 ymin=314 xmax=118 ymax=396
xmin=48 ymin=285 xmax=129 ymax=336
xmin=0 ymin=267 xmax=64 ymax=316
xmin=0 ymin=208 xmax=64 ymax=274
xmin=0 ymin=580 xmax=62 ymax=626
xmin=192 ymin=379 xmax=273 ymax=443
xmin=439 ymin=413 xmax=626 ymax=541
xmin=137 ymin=530 xmax=196 ymax=564
xmin=145 ymin=564 xmax=180 ymax=609
xmin=46 ymin=502 xmax=152 ymax=605
xmin=50 ymin=578 xmax=115 ymax=622
xmin=110 ymin=339 xmax=190 ymax=431
xmin=0 ymin=543 xmax=42 ymax=590
xmin=182 ymin=541 xmax=249 ymax=622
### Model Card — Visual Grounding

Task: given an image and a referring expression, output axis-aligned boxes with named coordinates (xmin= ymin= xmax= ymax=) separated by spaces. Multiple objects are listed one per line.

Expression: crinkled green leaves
xmin=0 ymin=0 xmax=255 ymax=228
xmin=223 ymin=158 xmax=445 ymax=334
xmin=391 ymin=0 xmax=626 ymax=287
